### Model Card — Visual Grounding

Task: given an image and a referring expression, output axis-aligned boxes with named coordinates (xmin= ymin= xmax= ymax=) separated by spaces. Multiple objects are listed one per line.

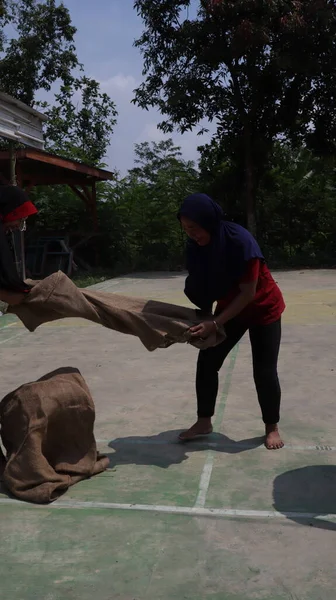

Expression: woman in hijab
xmin=0 ymin=185 xmax=38 ymax=310
xmin=178 ymin=193 xmax=285 ymax=449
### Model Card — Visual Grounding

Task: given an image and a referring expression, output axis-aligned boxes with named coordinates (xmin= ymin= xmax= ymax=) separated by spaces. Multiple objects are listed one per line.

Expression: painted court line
xmin=0 ymin=320 xmax=18 ymax=330
xmin=97 ymin=439 xmax=336 ymax=453
xmin=194 ymin=460 xmax=214 ymax=509
xmin=0 ymin=497 xmax=335 ymax=522
xmin=194 ymin=346 xmax=239 ymax=508
xmin=0 ymin=331 xmax=25 ymax=345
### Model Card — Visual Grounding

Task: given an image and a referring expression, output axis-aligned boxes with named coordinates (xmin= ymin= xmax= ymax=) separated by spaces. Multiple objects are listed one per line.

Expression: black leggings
xmin=196 ymin=318 xmax=281 ymax=424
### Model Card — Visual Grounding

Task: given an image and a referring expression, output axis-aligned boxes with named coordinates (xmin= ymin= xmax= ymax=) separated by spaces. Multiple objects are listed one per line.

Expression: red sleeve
xmin=239 ymin=258 xmax=260 ymax=284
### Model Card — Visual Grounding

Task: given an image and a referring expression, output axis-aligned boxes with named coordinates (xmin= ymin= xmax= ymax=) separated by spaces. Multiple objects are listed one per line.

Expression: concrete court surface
xmin=0 ymin=269 xmax=336 ymax=600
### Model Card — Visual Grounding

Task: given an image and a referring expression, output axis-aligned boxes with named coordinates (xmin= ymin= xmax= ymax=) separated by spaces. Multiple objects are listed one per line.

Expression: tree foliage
xmin=133 ymin=0 xmax=336 ymax=232
xmin=0 ymin=1 xmax=118 ymax=167
xmin=257 ymin=144 xmax=336 ymax=265
xmin=30 ymin=137 xmax=336 ymax=273
xmin=0 ymin=0 xmax=9 ymax=51
xmin=30 ymin=139 xmax=199 ymax=271
xmin=113 ymin=139 xmax=199 ymax=269
xmin=0 ymin=0 xmax=119 ymax=269
xmin=0 ymin=0 xmax=78 ymax=105
xmin=1 ymin=0 xmax=335 ymax=275
xmin=40 ymin=76 xmax=118 ymax=166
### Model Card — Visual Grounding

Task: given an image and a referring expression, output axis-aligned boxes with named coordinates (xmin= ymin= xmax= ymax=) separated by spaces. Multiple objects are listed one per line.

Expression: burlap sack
xmin=9 ymin=271 xmax=226 ymax=351
xmin=0 ymin=367 xmax=109 ymax=504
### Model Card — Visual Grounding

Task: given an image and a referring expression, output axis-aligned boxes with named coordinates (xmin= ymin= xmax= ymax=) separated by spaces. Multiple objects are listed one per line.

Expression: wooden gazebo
xmin=0 ymin=147 xmax=114 ymax=230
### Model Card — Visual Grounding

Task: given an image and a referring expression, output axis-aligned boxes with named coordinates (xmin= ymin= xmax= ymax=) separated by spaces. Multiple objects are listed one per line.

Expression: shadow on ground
xmin=273 ymin=465 xmax=336 ymax=531
xmin=107 ymin=432 xmax=336 ymax=531
xmin=107 ymin=429 xmax=264 ymax=469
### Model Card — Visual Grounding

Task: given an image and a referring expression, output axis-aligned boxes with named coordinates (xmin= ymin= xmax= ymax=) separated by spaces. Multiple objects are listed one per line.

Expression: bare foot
xmin=179 ymin=418 xmax=213 ymax=441
xmin=265 ymin=424 xmax=284 ymax=450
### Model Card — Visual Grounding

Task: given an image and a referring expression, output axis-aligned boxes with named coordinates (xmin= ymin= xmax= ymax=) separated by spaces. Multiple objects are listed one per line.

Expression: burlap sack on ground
xmin=0 ymin=367 xmax=109 ymax=504
xmin=9 ymin=271 xmax=225 ymax=351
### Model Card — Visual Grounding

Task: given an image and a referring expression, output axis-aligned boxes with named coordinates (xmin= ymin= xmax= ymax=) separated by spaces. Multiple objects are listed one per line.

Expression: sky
xmin=60 ymin=0 xmax=214 ymax=175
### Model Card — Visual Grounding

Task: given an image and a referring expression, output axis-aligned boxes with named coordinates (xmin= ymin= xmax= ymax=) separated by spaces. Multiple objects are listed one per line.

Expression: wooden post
xmin=91 ymin=181 xmax=98 ymax=232
xmin=91 ymin=182 xmax=99 ymax=266
xmin=9 ymin=141 xmax=17 ymax=186
xmin=8 ymin=142 xmax=26 ymax=280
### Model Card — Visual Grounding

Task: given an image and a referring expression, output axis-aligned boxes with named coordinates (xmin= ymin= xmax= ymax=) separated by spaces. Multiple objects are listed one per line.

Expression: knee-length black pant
xmin=196 ymin=318 xmax=281 ymax=424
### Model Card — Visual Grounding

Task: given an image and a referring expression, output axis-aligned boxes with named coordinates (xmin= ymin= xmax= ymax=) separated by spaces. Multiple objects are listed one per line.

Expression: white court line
xmin=194 ymin=347 xmax=239 ymax=508
xmin=194 ymin=460 xmax=214 ymax=508
xmin=0 ymin=331 xmax=25 ymax=345
xmin=0 ymin=320 xmax=19 ymax=330
xmin=97 ymin=439 xmax=336 ymax=453
xmin=0 ymin=497 xmax=335 ymax=522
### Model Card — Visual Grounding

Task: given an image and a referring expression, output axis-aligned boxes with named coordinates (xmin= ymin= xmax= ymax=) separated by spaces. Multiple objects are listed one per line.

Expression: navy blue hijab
xmin=178 ymin=193 xmax=264 ymax=311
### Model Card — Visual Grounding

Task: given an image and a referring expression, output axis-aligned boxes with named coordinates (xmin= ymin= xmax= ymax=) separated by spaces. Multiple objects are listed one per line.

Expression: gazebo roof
xmin=0 ymin=147 xmax=114 ymax=187
xmin=0 ymin=147 xmax=114 ymax=230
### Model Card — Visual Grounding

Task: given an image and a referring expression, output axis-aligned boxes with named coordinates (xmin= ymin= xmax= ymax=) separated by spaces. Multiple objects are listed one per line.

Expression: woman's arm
xmin=190 ymin=281 xmax=257 ymax=337
xmin=190 ymin=259 xmax=259 ymax=337
xmin=215 ymin=280 xmax=257 ymax=326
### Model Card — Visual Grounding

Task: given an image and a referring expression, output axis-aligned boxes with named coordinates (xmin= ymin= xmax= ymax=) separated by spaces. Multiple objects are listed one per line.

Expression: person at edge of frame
xmin=0 ymin=185 xmax=38 ymax=313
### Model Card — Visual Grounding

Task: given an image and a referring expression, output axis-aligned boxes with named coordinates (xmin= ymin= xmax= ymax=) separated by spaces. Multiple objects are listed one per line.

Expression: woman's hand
xmin=190 ymin=321 xmax=217 ymax=339
xmin=0 ymin=290 xmax=26 ymax=306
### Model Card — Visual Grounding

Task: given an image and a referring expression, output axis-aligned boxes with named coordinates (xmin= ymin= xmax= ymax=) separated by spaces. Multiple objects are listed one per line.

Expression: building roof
xmin=0 ymin=148 xmax=114 ymax=187
xmin=0 ymin=92 xmax=47 ymax=149
xmin=0 ymin=92 xmax=48 ymax=121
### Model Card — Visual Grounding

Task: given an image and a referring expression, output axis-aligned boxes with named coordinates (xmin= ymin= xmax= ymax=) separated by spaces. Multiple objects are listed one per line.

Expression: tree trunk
xmin=244 ymin=135 xmax=257 ymax=236
xmin=246 ymin=190 xmax=257 ymax=235
xmin=9 ymin=142 xmax=27 ymax=280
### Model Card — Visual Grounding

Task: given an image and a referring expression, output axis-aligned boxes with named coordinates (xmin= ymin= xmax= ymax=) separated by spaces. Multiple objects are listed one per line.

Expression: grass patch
xmin=72 ymin=270 xmax=116 ymax=288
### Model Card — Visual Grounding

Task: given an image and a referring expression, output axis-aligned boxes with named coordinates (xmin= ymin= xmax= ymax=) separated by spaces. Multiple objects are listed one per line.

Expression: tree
xmin=257 ymin=144 xmax=336 ymax=265
xmin=40 ymin=76 xmax=118 ymax=166
xmin=133 ymin=0 xmax=336 ymax=233
xmin=0 ymin=1 xmax=9 ymax=52
xmin=115 ymin=139 xmax=199 ymax=269
xmin=31 ymin=185 xmax=89 ymax=232
xmin=198 ymin=137 xmax=245 ymax=223
xmin=0 ymin=0 xmax=118 ymax=167
xmin=0 ymin=0 xmax=78 ymax=106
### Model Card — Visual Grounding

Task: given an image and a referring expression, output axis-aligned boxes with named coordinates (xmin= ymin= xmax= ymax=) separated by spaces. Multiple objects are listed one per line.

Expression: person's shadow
xmin=273 ymin=465 xmax=336 ymax=531
xmin=107 ymin=429 xmax=264 ymax=469
xmin=107 ymin=433 xmax=336 ymax=532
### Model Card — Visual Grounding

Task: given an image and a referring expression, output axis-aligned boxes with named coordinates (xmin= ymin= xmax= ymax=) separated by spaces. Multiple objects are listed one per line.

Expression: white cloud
xmin=135 ymin=120 xmax=216 ymax=168
xmin=97 ymin=74 xmax=216 ymax=174
xmin=54 ymin=2 xmax=217 ymax=175
xmin=100 ymin=74 xmax=137 ymax=96
xmin=140 ymin=122 xmax=165 ymax=143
